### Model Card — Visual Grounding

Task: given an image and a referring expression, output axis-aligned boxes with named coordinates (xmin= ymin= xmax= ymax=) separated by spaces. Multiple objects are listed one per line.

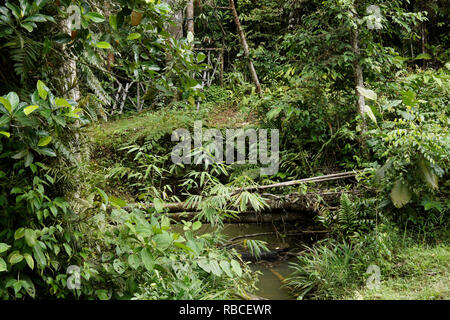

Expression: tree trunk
xmin=58 ymin=14 xmax=82 ymax=201
xmin=228 ymin=0 xmax=261 ymax=94
xmin=186 ymin=0 xmax=195 ymax=36
xmin=165 ymin=0 xmax=183 ymax=39
xmin=350 ymin=27 xmax=366 ymax=134
xmin=59 ymin=20 xmax=80 ymax=102
xmin=421 ymin=23 xmax=426 ymax=68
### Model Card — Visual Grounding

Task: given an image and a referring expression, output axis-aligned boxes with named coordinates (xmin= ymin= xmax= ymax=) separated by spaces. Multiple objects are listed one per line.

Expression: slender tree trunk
xmin=350 ymin=27 xmax=366 ymax=134
xmin=59 ymin=21 xmax=80 ymax=102
xmin=229 ymin=0 xmax=261 ymax=94
xmin=186 ymin=0 xmax=194 ymax=36
xmin=421 ymin=23 xmax=426 ymax=68
xmin=219 ymin=50 xmax=224 ymax=86
xmin=165 ymin=0 xmax=183 ymax=39
xmin=58 ymin=15 xmax=82 ymax=201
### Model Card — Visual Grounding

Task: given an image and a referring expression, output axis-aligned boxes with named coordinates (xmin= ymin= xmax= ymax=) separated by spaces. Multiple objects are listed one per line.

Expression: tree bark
xmin=165 ymin=0 xmax=183 ymax=39
xmin=186 ymin=0 xmax=195 ymax=36
xmin=59 ymin=19 xmax=80 ymax=102
xmin=350 ymin=27 xmax=367 ymax=134
xmin=229 ymin=0 xmax=261 ymax=94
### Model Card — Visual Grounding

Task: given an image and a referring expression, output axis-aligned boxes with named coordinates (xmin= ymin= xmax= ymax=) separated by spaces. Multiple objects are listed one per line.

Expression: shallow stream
xmin=219 ymin=222 xmax=321 ymax=300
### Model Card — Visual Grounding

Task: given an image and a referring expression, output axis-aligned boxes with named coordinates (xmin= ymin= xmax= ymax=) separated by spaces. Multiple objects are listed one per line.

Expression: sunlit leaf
xmin=37 ymin=136 xmax=52 ymax=147
xmin=96 ymin=41 xmax=111 ymax=49
xmin=54 ymin=98 xmax=72 ymax=108
xmin=37 ymin=80 xmax=48 ymax=100
xmin=357 ymin=86 xmax=377 ymax=101
xmin=127 ymin=33 xmax=141 ymax=40
xmin=24 ymin=105 xmax=39 ymax=115
xmin=0 ymin=97 xmax=12 ymax=114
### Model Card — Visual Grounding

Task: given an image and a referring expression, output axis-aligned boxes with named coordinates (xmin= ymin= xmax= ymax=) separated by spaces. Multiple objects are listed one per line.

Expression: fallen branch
xmin=234 ymin=171 xmax=358 ymax=193
xmin=227 ymin=230 xmax=329 ymax=243
xmin=123 ymin=171 xmax=358 ymax=213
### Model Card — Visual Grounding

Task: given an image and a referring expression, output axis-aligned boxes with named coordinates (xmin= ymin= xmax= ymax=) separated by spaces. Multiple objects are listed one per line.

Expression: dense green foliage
xmin=0 ymin=0 xmax=448 ymax=300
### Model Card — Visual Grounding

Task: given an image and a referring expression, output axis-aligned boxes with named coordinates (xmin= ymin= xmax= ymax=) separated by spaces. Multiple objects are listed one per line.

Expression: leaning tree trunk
xmin=229 ymin=0 xmax=261 ymax=94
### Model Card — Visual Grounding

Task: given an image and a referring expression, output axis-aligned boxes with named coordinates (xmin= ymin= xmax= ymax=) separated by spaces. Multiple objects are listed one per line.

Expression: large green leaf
xmin=401 ymin=91 xmax=417 ymax=107
xmin=6 ymin=92 xmax=19 ymax=110
xmin=419 ymin=159 xmax=438 ymax=190
xmin=153 ymin=198 xmax=164 ymax=213
xmin=24 ymin=105 xmax=39 ymax=116
xmin=33 ymin=244 xmax=47 ymax=268
xmin=0 ymin=97 xmax=12 ymax=114
xmin=0 ymin=257 xmax=6 ymax=272
xmin=0 ymin=243 xmax=11 ymax=253
xmin=54 ymin=98 xmax=72 ymax=108
xmin=24 ymin=253 xmax=34 ymax=270
xmin=24 ymin=229 xmax=37 ymax=247
xmin=140 ymin=248 xmax=154 ymax=272
xmin=153 ymin=232 xmax=172 ymax=250
xmin=14 ymin=228 xmax=25 ymax=239
xmin=84 ymin=12 xmax=105 ymax=23
xmin=230 ymin=260 xmax=242 ymax=277
xmin=219 ymin=260 xmax=233 ymax=277
xmin=95 ymin=187 xmax=109 ymax=205
xmin=96 ymin=41 xmax=112 ymax=49
xmin=197 ymin=259 xmax=211 ymax=273
xmin=109 ymin=15 xmax=117 ymax=30
xmin=109 ymin=195 xmax=127 ymax=208
xmin=209 ymin=260 xmax=223 ymax=277
xmin=187 ymin=31 xmax=194 ymax=43
xmin=8 ymin=251 xmax=23 ymax=265
xmin=37 ymin=136 xmax=52 ymax=147
xmin=192 ymin=221 xmax=202 ymax=231
xmin=357 ymin=86 xmax=377 ymax=101
xmin=127 ymin=254 xmax=141 ymax=270
xmin=414 ymin=53 xmax=431 ymax=60
xmin=390 ymin=180 xmax=412 ymax=208
xmin=37 ymin=148 xmax=56 ymax=157
xmin=37 ymin=80 xmax=48 ymax=100
xmin=363 ymin=105 xmax=377 ymax=124
xmin=127 ymin=33 xmax=141 ymax=40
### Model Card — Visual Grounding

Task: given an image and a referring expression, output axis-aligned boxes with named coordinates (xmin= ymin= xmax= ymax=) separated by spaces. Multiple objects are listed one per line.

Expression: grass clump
xmin=286 ymin=224 xmax=449 ymax=300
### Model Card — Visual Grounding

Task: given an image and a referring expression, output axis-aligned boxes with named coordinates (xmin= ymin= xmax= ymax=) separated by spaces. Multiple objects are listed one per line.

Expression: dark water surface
xmin=220 ymin=223 xmax=308 ymax=300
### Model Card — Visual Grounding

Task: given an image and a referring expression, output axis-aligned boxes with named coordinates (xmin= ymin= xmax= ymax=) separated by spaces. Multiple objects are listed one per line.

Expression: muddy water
xmin=220 ymin=223 xmax=313 ymax=300
xmin=176 ymin=220 xmax=321 ymax=300
xmin=250 ymin=261 xmax=294 ymax=300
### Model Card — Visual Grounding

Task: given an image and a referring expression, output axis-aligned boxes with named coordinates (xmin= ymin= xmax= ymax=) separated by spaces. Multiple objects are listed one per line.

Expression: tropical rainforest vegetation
xmin=0 ymin=0 xmax=448 ymax=300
